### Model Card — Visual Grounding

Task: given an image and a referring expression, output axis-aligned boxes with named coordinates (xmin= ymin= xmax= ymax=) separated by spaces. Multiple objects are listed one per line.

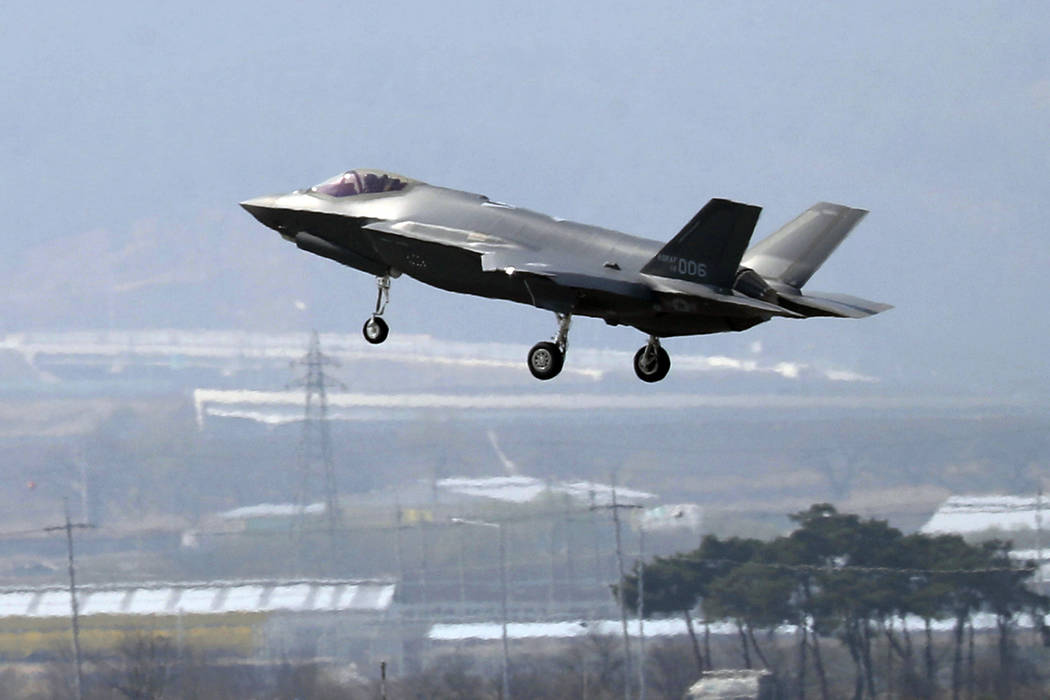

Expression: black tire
xmin=633 ymin=345 xmax=670 ymax=382
xmin=527 ymin=341 xmax=564 ymax=380
xmin=362 ymin=316 xmax=389 ymax=344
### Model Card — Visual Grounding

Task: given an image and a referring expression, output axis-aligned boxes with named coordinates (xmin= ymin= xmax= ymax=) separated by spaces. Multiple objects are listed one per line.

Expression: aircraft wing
xmin=481 ymin=248 xmax=655 ymax=299
xmin=363 ymin=220 xmax=526 ymax=252
xmin=366 ymin=220 xmax=654 ymax=300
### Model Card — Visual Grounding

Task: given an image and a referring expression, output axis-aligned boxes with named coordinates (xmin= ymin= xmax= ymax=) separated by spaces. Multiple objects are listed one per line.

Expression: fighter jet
xmin=241 ymin=169 xmax=890 ymax=382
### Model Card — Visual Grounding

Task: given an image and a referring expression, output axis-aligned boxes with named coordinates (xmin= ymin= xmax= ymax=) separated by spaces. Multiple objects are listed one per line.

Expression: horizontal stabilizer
xmin=773 ymin=286 xmax=893 ymax=318
xmin=641 ymin=199 xmax=761 ymax=289
xmin=644 ymin=275 xmax=803 ymax=318
xmin=742 ymin=202 xmax=867 ymax=289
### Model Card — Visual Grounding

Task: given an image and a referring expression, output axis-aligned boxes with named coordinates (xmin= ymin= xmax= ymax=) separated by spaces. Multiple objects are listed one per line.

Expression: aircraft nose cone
xmin=240 ymin=196 xmax=283 ymax=230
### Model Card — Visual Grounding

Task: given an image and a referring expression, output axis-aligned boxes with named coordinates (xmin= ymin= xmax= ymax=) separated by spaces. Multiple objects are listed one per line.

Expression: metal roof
xmin=0 ymin=579 xmax=395 ymax=619
xmin=436 ymin=476 xmax=657 ymax=506
xmin=429 ymin=614 xmax=1050 ymax=641
xmin=429 ymin=619 xmax=731 ymax=640
xmin=921 ymin=495 xmax=1047 ymax=534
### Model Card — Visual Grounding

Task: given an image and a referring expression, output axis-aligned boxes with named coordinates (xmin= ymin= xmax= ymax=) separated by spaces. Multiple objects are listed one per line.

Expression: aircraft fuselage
xmin=242 ymin=169 xmax=888 ymax=381
xmin=243 ymin=183 xmax=763 ymax=337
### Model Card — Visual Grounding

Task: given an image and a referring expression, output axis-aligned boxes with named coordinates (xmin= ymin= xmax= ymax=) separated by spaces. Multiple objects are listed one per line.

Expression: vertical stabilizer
xmin=741 ymin=203 xmax=867 ymax=289
xmin=641 ymin=199 xmax=762 ymax=289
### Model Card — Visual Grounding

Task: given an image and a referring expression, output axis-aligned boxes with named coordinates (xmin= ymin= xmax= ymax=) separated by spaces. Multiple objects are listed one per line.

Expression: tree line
xmin=617 ymin=504 xmax=1049 ymax=699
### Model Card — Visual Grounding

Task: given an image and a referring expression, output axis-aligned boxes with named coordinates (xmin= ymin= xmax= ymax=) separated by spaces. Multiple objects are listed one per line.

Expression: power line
xmin=41 ymin=500 xmax=94 ymax=700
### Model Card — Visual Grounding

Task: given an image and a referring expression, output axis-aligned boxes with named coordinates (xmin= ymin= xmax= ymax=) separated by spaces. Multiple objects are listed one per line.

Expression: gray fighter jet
xmin=242 ymin=169 xmax=890 ymax=382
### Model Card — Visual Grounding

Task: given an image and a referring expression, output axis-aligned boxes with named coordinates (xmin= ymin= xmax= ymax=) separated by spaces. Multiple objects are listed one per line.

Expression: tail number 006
xmin=677 ymin=258 xmax=707 ymax=278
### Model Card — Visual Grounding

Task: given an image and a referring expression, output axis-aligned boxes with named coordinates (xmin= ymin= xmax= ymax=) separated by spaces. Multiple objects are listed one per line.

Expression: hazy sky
xmin=2 ymin=2 xmax=1048 ymax=397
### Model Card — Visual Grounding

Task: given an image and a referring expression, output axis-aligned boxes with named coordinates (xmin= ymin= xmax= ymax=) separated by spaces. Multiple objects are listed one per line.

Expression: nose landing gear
xmin=527 ymin=313 xmax=572 ymax=380
xmin=362 ymin=275 xmax=391 ymax=345
xmin=633 ymin=336 xmax=670 ymax=382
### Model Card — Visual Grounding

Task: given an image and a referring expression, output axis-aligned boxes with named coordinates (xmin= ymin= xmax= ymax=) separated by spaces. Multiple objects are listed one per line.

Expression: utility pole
xmin=498 ymin=519 xmax=509 ymax=700
xmin=547 ymin=483 xmax=557 ymax=615
xmin=394 ymin=504 xmax=407 ymax=591
xmin=1037 ymin=488 xmax=1045 ymax=591
xmin=589 ymin=488 xmax=603 ymax=590
xmin=564 ymin=497 xmax=576 ymax=603
xmin=419 ymin=521 xmax=429 ymax=609
xmin=591 ymin=480 xmax=642 ymax=700
xmin=73 ymin=454 xmax=90 ymax=524
xmin=457 ymin=521 xmax=467 ymax=608
xmin=451 ymin=518 xmax=510 ymax=700
xmin=638 ymin=521 xmax=647 ymax=700
xmin=393 ymin=504 xmax=406 ymax=675
xmin=289 ymin=330 xmax=345 ymax=573
xmin=611 ymin=485 xmax=631 ymax=700
xmin=44 ymin=499 xmax=93 ymax=700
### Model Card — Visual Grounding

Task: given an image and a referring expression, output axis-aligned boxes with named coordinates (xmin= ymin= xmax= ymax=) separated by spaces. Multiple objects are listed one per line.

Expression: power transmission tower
xmin=289 ymin=330 xmax=345 ymax=573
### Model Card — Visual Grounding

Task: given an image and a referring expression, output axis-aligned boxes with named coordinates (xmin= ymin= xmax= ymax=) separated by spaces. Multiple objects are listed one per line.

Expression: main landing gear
xmin=526 ymin=317 xmax=672 ymax=383
xmin=633 ymin=336 xmax=671 ymax=382
xmin=362 ymin=275 xmax=391 ymax=344
xmin=527 ymin=313 xmax=571 ymax=380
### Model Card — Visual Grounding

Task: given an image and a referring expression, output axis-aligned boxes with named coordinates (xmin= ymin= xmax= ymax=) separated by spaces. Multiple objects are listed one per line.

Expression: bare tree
xmin=105 ymin=634 xmax=175 ymax=700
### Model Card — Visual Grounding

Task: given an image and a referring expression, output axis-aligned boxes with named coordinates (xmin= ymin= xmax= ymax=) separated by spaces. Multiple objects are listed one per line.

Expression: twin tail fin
xmin=640 ymin=198 xmax=761 ymax=289
xmin=642 ymin=198 xmax=891 ymax=318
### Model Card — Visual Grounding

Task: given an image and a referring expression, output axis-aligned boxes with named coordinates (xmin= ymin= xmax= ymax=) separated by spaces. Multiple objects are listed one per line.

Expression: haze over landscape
xmin=2 ymin=2 xmax=1048 ymax=399
xmin=2 ymin=2 xmax=1049 ymax=698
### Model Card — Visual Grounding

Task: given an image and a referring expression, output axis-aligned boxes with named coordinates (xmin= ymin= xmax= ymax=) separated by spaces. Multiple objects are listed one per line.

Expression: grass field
xmin=0 ymin=612 xmax=264 ymax=658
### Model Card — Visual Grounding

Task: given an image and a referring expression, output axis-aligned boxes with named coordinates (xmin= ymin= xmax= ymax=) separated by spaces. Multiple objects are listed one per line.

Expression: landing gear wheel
xmin=634 ymin=345 xmax=670 ymax=382
xmin=528 ymin=341 xmax=564 ymax=380
xmin=363 ymin=316 xmax=389 ymax=345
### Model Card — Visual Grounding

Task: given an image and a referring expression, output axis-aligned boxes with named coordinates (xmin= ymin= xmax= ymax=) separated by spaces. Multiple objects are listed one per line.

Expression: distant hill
xmin=2 ymin=213 xmax=335 ymax=331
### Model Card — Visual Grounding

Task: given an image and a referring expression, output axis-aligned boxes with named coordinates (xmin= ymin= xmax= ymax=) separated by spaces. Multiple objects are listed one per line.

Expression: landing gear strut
xmin=527 ymin=313 xmax=571 ymax=380
xmin=362 ymin=275 xmax=391 ymax=344
xmin=633 ymin=336 xmax=670 ymax=382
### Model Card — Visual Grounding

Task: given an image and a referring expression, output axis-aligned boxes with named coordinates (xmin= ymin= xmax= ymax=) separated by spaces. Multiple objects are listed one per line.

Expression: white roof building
xmin=0 ymin=579 xmax=395 ymax=619
xmin=921 ymin=495 xmax=1049 ymax=534
xmin=435 ymin=475 xmax=657 ymax=506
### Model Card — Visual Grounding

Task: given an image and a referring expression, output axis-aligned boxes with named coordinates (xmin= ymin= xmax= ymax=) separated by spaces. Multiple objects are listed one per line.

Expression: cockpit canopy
xmin=310 ymin=169 xmax=415 ymax=197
